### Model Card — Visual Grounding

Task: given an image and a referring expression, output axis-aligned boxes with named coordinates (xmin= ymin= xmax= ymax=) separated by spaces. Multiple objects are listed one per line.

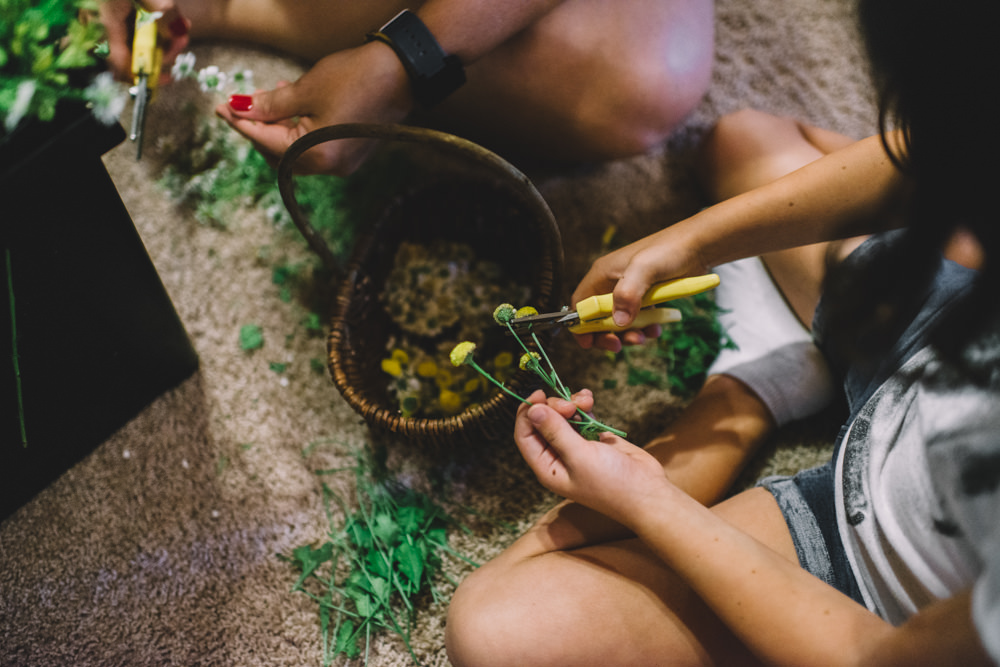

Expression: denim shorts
xmin=759 ymin=230 xmax=976 ymax=604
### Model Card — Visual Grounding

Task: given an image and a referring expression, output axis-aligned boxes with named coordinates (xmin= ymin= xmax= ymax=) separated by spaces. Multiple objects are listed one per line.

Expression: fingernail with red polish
xmin=229 ymin=95 xmax=253 ymax=112
xmin=168 ymin=16 xmax=189 ymax=37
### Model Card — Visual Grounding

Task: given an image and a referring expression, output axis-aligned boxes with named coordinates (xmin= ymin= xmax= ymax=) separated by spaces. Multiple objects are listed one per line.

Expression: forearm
xmin=629 ymin=485 xmax=990 ymax=666
xmin=688 ymin=132 xmax=909 ymax=268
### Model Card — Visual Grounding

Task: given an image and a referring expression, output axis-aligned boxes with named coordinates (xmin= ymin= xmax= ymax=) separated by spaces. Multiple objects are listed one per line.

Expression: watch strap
xmin=367 ymin=9 xmax=466 ymax=108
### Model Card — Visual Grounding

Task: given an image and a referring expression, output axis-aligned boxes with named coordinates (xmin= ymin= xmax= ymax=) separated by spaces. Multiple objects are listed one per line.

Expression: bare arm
xmin=216 ymin=0 xmax=567 ymax=173
xmin=514 ymin=393 xmax=994 ymax=667
xmin=572 ymin=133 xmax=910 ymax=347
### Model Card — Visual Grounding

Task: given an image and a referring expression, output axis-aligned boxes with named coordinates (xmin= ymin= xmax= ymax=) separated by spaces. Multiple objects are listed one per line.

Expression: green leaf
xmin=396 ymin=505 xmax=426 ymax=534
xmin=347 ymin=586 xmax=376 ymax=618
xmin=371 ymin=512 xmax=399 ymax=545
xmin=365 ymin=549 xmax=392 ymax=580
xmin=334 ymin=620 xmax=359 ymax=658
xmin=369 ymin=576 xmax=391 ymax=605
xmin=239 ymin=324 xmax=264 ymax=351
xmin=395 ymin=542 xmax=425 ymax=587
xmin=290 ymin=542 xmax=333 ymax=590
xmin=345 ymin=518 xmax=373 ymax=549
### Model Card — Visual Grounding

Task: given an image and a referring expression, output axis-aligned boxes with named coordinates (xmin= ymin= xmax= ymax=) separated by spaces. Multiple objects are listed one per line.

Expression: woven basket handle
xmin=277 ymin=123 xmax=564 ymax=284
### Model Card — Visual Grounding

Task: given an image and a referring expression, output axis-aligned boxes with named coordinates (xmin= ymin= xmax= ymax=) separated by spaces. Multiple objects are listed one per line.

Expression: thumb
xmin=610 ymin=273 xmax=649 ymax=328
xmin=226 ymin=83 xmax=303 ymax=124
xmin=526 ymin=403 xmax=584 ymax=459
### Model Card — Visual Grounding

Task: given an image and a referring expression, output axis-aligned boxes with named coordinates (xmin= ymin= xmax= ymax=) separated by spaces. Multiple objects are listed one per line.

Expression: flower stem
xmin=469 ymin=360 xmax=531 ymax=406
xmin=502 ymin=321 xmax=626 ymax=439
xmin=6 ymin=248 xmax=27 ymax=447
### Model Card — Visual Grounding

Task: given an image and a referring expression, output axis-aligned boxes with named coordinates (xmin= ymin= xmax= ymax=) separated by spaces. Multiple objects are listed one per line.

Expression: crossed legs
xmin=174 ymin=0 xmax=714 ymax=161
xmin=445 ymin=110 xmax=860 ymax=666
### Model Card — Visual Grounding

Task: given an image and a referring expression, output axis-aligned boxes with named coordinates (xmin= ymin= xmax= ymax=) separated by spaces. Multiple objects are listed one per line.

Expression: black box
xmin=1 ymin=103 xmax=199 ymax=521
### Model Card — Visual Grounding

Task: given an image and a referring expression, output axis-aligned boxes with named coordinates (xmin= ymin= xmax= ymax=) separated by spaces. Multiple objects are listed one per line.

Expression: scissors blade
xmin=129 ymin=77 xmax=149 ymax=160
xmin=506 ymin=309 xmax=579 ymax=336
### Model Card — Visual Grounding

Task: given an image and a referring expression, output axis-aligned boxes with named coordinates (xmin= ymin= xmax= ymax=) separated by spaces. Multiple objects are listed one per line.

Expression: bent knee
xmin=445 ymin=558 xmax=596 ymax=667
xmin=697 ymin=109 xmax=811 ymax=200
xmin=445 ymin=566 xmax=527 ymax=667
xmin=538 ymin=0 xmax=715 ymax=158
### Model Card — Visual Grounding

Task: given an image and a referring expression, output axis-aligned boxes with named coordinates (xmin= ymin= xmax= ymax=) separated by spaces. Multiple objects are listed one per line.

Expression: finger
xmin=591 ymin=332 xmax=623 ymax=354
xmin=223 ymin=83 xmax=304 ymax=124
xmin=99 ymin=2 xmax=135 ymax=81
xmin=514 ymin=391 xmax=557 ymax=461
xmin=524 ymin=402 xmax=586 ymax=462
xmin=545 ymin=388 xmax=594 ymax=420
xmin=574 ymin=332 xmax=596 ymax=350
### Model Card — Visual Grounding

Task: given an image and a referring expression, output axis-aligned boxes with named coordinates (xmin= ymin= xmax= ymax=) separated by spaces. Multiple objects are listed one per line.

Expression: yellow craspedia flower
xmin=381 ymin=358 xmax=403 ymax=377
xmin=464 ymin=377 xmax=482 ymax=394
xmin=416 ymin=359 xmax=438 ymax=377
xmin=435 ymin=368 xmax=454 ymax=388
xmin=493 ymin=303 xmax=517 ymax=325
xmin=515 ymin=306 xmax=538 ymax=319
xmin=450 ymin=341 xmax=477 ymax=367
xmin=439 ymin=389 xmax=464 ymax=413
xmin=494 ymin=351 xmax=513 ymax=368
xmin=519 ymin=351 xmax=542 ymax=371
xmin=391 ymin=348 xmax=410 ymax=364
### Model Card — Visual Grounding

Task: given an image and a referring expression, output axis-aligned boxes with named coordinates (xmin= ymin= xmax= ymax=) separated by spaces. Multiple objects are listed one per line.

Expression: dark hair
xmin=822 ymin=0 xmax=1000 ymax=378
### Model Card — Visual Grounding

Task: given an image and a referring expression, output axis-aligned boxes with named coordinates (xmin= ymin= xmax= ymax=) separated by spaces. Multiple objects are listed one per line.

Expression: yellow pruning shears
xmin=508 ymin=274 xmax=721 ymax=336
xmin=129 ymin=8 xmax=163 ymax=160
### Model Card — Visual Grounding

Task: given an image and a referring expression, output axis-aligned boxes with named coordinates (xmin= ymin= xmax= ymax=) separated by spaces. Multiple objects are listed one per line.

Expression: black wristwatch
xmin=366 ymin=9 xmax=467 ymax=108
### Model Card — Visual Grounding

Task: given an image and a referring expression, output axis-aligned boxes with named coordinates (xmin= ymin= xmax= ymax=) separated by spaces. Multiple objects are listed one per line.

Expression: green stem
xmin=506 ymin=321 xmax=626 ymax=439
xmin=468 ymin=360 xmax=531 ymax=406
xmin=6 ymin=248 xmax=27 ymax=447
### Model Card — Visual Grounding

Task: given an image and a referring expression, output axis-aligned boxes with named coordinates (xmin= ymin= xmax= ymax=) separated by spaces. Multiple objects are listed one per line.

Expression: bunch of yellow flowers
xmin=449 ymin=304 xmax=625 ymax=440
xmin=382 ymin=343 xmax=516 ymax=418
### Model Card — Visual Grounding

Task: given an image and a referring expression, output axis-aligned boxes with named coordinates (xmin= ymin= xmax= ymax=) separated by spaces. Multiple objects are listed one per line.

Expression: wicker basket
xmin=278 ymin=124 xmax=564 ymax=450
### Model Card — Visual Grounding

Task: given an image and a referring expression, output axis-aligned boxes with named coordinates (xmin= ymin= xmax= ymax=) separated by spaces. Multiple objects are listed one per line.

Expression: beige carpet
xmin=0 ymin=0 xmax=877 ymax=664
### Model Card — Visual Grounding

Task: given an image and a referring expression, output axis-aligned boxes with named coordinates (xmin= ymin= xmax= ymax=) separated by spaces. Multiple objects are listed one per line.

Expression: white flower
xmin=4 ymin=79 xmax=36 ymax=132
xmin=229 ymin=68 xmax=255 ymax=94
xmin=197 ymin=66 xmax=228 ymax=93
xmin=171 ymin=52 xmax=197 ymax=81
xmin=83 ymin=72 xmax=128 ymax=125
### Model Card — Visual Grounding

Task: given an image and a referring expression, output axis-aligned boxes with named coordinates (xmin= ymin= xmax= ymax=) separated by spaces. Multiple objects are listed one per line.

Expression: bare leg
xmin=176 ymin=0 xmax=714 ymax=161
xmin=447 ymin=111 xmax=862 ymax=665
xmin=699 ymin=109 xmax=867 ymax=327
xmin=447 ymin=487 xmax=795 ymax=667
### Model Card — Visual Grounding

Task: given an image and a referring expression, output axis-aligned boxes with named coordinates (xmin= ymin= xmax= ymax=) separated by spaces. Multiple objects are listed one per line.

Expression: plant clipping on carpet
xmin=619 ymin=292 xmax=735 ymax=398
xmin=283 ymin=448 xmax=477 ymax=666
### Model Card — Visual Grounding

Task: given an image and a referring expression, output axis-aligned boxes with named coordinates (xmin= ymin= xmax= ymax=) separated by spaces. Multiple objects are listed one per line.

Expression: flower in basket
xmin=1 ymin=0 xmax=128 ymax=133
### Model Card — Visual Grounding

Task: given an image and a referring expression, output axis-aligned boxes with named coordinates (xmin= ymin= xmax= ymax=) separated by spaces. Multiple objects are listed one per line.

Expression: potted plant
xmin=1 ymin=0 xmax=198 ymax=520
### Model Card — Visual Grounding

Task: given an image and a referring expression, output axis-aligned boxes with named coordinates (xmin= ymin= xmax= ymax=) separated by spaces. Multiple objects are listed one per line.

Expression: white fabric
xmin=708 ymin=257 xmax=836 ymax=425
xmin=834 ymin=345 xmax=1000 ymax=662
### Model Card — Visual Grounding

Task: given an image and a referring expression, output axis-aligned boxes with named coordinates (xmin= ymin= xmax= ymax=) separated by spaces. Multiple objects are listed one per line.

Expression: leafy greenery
xmin=1 ymin=0 xmax=110 ymax=132
xmin=621 ymin=292 xmax=734 ymax=397
xmin=283 ymin=448 xmax=476 ymax=666
xmin=159 ymin=115 xmax=411 ymax=270
xmin=239 ymin=324 xmax=264 ymax=351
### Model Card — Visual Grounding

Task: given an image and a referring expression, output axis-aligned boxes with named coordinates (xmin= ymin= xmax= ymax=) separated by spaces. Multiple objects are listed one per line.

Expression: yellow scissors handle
xmin=574 ymin=273 xmax=721 ymax=323
xmin=569 ymin=307 xmax=682 ymax=335
xmin=131 ymin=9 xmax=163 ymax=97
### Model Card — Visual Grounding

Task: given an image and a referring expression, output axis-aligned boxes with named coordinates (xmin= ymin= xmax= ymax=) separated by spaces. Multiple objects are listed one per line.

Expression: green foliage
xmin=0 ymin=0 xmax=105 ymax=131
xmin=621 ymin=292 xmax=734 ymax=398
xmin=283 ymin=448 xmax=475 ymax=666
xmin=239 ymin=324 xmax=264 ymax=351
xmin=159 ymin=116 xmax=411 ymax=270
